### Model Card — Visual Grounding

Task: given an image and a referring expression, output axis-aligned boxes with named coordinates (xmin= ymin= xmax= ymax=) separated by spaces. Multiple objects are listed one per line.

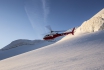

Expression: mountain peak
xmin=93 ymin=8 xmax=104 ymax=18
xmin=78 ymin=8 xmax=104 ymax=33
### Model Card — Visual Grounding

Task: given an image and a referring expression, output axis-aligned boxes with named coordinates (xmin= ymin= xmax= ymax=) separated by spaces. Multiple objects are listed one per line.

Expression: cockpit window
xmin=45 ymin=35 xmax=50 ymax=37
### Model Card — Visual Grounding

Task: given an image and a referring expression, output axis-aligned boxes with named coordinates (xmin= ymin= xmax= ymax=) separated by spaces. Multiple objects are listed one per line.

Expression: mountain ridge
xmin=1 ymin=39 xmax=43 ymax=50
xmin=78 ymin=8 xmax=104 ymax=33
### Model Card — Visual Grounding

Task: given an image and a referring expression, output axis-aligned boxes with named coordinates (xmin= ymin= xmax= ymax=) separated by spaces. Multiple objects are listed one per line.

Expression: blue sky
xmin=0 ymin=0 xmax=104 ymax=48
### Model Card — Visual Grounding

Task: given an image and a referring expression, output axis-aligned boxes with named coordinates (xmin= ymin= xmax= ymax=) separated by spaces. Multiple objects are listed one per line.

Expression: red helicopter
xmin=43 ymin=26 xmax=75 ymax=40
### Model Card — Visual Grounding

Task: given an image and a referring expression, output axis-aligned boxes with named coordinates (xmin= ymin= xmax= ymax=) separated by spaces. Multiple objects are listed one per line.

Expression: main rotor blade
xmin=53 ymin=30 xmax=66 ymax=32
xmin=46 ymin=25 xmax=52 ymax=31
xmin=46 ymin=25 xmax=66 ymax=33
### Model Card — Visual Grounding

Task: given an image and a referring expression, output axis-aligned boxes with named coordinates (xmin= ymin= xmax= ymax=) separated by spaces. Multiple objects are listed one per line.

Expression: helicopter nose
xmin=43 ymin=37 xmax=46 ymax=40
xmin=43 ymin=37 xmax=45 ymax=39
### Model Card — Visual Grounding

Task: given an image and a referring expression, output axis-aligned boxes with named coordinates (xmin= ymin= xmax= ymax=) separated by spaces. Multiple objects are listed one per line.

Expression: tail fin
xmin=71 ymin=27 xmax=75 ymax=35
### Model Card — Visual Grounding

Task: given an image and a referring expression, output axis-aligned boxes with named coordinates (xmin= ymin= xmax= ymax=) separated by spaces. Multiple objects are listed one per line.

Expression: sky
xmin=0 ymin=0 xmax=104 ymax=48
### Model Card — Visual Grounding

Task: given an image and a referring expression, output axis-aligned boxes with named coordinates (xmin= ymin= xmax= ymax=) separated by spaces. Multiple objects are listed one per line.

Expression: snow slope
xmin=0 ymin=40 xmax=53 ymax=60
xmin=0 ymin=30 xmax=104 ymax=70
xmin=0 ymin=36 xmax=63 ymax=60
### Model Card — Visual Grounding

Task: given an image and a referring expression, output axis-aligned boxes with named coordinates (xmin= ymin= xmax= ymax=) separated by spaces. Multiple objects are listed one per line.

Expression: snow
xmin=0 ymin=9 xmax=104 ymax=70
xmin=0 ymin=36 xmax=63 ymax=60
xmin=0 ymin=30 xmax=104 ymax=70
xmin=0 ymin=40 xmax=54 ymax=60
xmin=93 ymin=8 xmax=104 ymax=18
xmin=78 ymin=8 xmax=104 ymax=33
xmin=1 ymin=39 xmax=43 ymax=50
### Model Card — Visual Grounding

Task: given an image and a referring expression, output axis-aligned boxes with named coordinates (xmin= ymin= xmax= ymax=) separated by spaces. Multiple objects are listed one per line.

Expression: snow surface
xmin=0 ymin=30 xmax=104 ymax=70
xmin=0 ymin=36 xmax=63 ymax=60
xmin=0 ymin=9 xmax=104 ymax=70
xmin=0 ymin=40 xmax=52 ymax=60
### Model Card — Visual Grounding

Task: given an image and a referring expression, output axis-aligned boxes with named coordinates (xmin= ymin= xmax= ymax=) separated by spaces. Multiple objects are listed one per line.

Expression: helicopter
xmin=43 ymin=26 xmax=75 ymax=40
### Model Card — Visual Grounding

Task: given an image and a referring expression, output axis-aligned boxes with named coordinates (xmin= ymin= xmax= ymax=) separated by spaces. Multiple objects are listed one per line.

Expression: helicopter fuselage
xmin=43 ymin=27 xmax=75 ymax=40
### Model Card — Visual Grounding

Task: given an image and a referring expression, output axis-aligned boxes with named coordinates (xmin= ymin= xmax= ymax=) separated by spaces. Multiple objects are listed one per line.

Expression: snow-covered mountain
xmin=78 ymin=8 xmax=104 ymax=33
xmin=0 ymin=36 xmax=63 ymax=60
xmin=0 ymin=39 xmax=56 ymax=60
xmin=1 ymin=39 xmax=43 ymax=50
xmin=0 ymin=9 xmax=104 ymax=70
